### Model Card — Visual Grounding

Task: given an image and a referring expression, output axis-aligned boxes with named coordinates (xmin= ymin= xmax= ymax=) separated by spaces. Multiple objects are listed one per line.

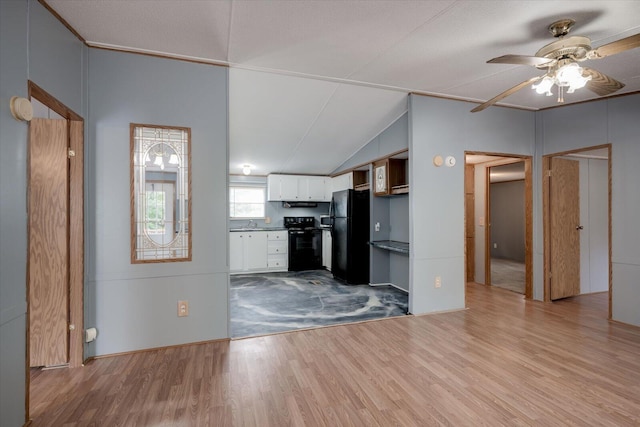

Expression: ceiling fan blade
xmin=487 ymin=55 xmax=556 ymax=67
xmin=583 ymin=67 xmax=625 ymax=96
xmin=471 ymin=76 xmax=543 ymax=113
xmin=591 ymin=33 xmax=640 ymax=58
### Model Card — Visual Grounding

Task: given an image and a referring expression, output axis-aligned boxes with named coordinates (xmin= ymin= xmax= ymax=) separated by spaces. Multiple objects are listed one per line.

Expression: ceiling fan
xmin=472 ymin=19 xmax=640 ymax=112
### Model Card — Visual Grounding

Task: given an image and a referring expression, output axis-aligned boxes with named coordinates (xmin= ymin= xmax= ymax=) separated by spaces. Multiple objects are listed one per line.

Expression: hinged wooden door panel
xmin=550 ymin=157 xmax=581 ymax=300
xmin=29 ymin=118 xmax=69 ymax=367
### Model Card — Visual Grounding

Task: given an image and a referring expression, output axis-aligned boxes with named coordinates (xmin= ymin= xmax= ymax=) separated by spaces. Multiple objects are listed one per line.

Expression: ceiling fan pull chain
xmin=557 ymin=85 xmax=564 ymax=103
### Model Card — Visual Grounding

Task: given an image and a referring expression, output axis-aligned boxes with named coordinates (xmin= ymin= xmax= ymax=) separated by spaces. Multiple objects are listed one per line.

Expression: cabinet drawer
xmin=268 ymin=241 xmax=288 ymax=255
xmin=268 ymin=255 xmax=288 ymax=269
xmin=267 ymin=231 xmax=288 ymax=241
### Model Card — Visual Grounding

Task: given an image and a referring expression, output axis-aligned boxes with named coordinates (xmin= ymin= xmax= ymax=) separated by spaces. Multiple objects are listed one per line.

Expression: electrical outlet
xmin=493 ymin=243 xmax=498 ymax=249
xmin=375 ymin=222 xmax=380 ymax=232
xmin=178 ymin=300 xmax=189 ymax=317
xmin=435 ymin=276 xmax=442 ymax=288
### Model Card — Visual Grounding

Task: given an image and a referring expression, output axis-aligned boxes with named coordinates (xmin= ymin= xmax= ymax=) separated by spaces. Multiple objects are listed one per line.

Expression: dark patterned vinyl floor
xmin=230 ymin=269 xmax=408 ymax=338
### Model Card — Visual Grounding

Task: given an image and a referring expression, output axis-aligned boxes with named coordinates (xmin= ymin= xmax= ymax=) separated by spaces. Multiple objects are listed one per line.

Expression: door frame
xmin=542 ymin=144 xmax=612 ymax=318
xmin=465 ymin=152 xmax=533 ymax=300
xmin=26 ymin=81 xmax=84 ymax=417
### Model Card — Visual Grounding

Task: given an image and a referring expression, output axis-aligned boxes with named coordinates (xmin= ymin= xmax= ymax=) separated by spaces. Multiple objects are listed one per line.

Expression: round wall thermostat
xmin=10 ymin=97 xmax=33 ymax=122
xmin=445 ymin=156 xmax=456 ymax=167
xmin=433 ymin=155 xmax=444 ymax=167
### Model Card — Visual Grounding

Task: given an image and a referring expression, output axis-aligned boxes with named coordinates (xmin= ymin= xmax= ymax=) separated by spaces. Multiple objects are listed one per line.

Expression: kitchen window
xmin=229 ymin=186 xmax=265 ymax=218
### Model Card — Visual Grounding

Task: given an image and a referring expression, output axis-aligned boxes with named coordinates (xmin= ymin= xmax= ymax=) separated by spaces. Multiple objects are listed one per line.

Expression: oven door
xmin=288 ymin=230 xmax=322 ymax=271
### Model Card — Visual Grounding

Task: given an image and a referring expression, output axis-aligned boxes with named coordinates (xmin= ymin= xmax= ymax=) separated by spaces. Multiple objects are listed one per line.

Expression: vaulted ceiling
xmin=46 ymin=1 xmax=640 ymax=175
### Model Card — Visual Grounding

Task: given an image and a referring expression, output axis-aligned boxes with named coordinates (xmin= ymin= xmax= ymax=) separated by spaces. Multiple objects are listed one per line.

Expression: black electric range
xmin=284 ymin=216 xmax=322 ymax=271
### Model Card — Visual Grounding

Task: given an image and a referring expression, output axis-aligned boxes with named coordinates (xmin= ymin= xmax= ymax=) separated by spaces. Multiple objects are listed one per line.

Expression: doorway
xmin=542 ymin=145 xmax=611 ymax=317
xmin=465 ymin=152 xmax=533 ymax=299
xmin=489 ymin=162 xmax=526 ymax=294
xmin=27 ymin=81 xmax=84 ymax=416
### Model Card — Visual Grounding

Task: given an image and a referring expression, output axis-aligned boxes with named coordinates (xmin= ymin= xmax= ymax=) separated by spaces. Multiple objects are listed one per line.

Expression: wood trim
xmin=539 ymin=90 xmax=640 ymax=112
xmin=89 ymin=44 xmax=231 ymax=69
xmin=542 ymin=156 xmax=551 ymax=302
xmin=86 ymin=337 xmax=231 ymax=362
xmin=68 ymin=120 xmax=84 ymax=368
xmin=608 ymin=145 xmax=613 ymax=320
xmin=524 ymin=158 xmax=533 ymax=299
xmin=543 ymin=143 xmax=612 ymax=311
xmin=470 ymin=152 xmax=533 ymax=297
xmin=38 ymin=1 xmax=86 ymax=43
xmin=330 ymin=148 xmax=408 ymax=178
xmin=484 ymin=166 xmax=491 ymax=286
xmin=130 ymin=124 xmax=193 ymax=263
xmin=28 ymin=81 xmax=82 ymax=121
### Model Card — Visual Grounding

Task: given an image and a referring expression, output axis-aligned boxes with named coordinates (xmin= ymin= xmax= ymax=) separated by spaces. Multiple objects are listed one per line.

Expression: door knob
xmin=576 ymin=225 xmax=584 ymax=230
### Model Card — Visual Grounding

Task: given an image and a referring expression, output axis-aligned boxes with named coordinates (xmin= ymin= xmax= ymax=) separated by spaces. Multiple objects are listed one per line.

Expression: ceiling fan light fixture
xmin=533 ymin=76 xmax=554 ymax=96
xmin=556 ymin=62 xmax=591 ymax=93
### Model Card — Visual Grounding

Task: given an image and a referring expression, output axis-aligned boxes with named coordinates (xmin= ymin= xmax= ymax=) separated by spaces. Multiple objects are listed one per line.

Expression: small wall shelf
xmin=369 ymin=240 xmax=410 ymax=255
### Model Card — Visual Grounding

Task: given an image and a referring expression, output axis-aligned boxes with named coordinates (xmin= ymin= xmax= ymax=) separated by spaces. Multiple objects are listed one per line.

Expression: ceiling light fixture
xmin=242 ymin=164 xmax=252 ymax=175
xmin=532 ymin=61 xmax=592 ymax=102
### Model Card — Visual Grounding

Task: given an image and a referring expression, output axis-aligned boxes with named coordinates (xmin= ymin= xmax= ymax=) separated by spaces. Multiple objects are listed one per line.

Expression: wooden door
xmin=550 ymin=157 xmax=581 ymax=300
xmin=29 ymin=118 xmax=69 ymax=367
xmin=465 ymin=163 xmax=475 ymax=282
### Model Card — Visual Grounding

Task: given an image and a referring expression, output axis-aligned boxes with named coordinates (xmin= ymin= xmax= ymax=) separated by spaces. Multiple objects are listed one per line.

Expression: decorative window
xmin=131 ymin=124 xmax=191 ymax=263
xmin=229 ymin=186 xmax=265 ymax=219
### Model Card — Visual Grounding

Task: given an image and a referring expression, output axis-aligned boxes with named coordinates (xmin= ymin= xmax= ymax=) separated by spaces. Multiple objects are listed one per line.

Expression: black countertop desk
xmin=369 ymin=240 xmax=410 ymax=255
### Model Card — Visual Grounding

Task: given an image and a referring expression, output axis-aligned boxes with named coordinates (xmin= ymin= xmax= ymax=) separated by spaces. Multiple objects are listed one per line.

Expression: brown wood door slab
xmin=550 ymin=157 xmax=580 ymax=300
xmin=29 ymin=118 xmax=69 ymax=367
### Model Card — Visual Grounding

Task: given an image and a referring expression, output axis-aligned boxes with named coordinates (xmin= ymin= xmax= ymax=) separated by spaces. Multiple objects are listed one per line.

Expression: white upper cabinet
xmin=267 ymin=174 xmax=329 ymax=202
xmin=331 ymin=172 xmax=353 ymax=193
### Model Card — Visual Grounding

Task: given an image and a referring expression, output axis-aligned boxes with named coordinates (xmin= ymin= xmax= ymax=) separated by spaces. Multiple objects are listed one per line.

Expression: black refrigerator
xmin=330 ymin=189 xmax=370 ymax=284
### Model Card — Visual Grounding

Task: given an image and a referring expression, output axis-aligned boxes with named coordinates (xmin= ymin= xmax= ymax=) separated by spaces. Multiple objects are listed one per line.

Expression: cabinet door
xmin=245 ymin=232 xmax=268 ymax=270
xmin=280 ymin=175 xmax=299 ymax=200
xmin=229 ymin=233 xmax=244 ymax=272
xmin=322 ymin=230 xmax=332 ymax=270
xmin=306 ymin=177 xmax=327 ymax=201
xmin=331 ymin=173 xmax=352 ymax=193
xmin=267 ymin=175 xmax=282 ymax=201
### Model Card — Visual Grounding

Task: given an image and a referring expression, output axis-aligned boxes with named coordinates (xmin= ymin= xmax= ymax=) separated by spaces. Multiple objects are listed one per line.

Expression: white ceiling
xmin=46 ymin=0 xmax=640 ymax=176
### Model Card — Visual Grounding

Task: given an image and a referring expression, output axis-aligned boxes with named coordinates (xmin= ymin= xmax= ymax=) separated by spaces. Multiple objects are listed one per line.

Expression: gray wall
xmin=539 ymin=98 xmax=640 ymax=325
xmin=490 ymin=180 xmax=525 ymax=261
xmin=409 ymin=95 xmax=535 ymax=314
xmin=334 ymin=113 xmax=409 ymax=290
xmin=87 ymin=49 xmax=229 ymax=356
xmin=0 ymin=1 xmax=88 ymax=424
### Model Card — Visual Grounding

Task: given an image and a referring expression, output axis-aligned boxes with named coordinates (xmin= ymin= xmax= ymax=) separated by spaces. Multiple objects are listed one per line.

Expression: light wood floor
xmin=30 ymin=283 xmax=640 ymax=426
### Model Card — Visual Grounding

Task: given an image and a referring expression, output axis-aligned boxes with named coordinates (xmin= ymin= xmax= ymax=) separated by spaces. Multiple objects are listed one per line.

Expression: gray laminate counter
xmin=229 ymin=227 xmax=287 ymax=232
xmin=369 ymin=240 xmax=410 ymax=255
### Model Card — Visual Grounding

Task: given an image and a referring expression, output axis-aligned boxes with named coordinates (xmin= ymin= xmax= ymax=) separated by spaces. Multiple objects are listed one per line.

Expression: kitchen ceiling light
xmin=242 ymin=164 xmax=251 ymax=175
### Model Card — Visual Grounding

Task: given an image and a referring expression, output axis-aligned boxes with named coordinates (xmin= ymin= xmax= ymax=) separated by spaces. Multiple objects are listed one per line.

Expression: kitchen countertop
xmin=369 ymin=240 xmax=410 ymax=255
xmin=229 ymin=227 xmax=287 ymax=232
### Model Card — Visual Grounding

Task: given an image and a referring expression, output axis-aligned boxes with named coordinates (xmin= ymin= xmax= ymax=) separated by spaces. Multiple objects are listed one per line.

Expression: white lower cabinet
xmin=267 ymin=230 xmax=288 ymax=271
xmin=322 ymin=230 xmax=332 ymax=271
xmin=230 ymin=230 xmax=288 ymax=273
xmin=229 ymin=231 xmax=268 ymax=273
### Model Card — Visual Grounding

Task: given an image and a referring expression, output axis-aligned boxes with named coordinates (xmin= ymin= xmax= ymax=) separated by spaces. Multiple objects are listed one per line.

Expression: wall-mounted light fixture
xmin=10 ymin=97 xmax=33 ymax=122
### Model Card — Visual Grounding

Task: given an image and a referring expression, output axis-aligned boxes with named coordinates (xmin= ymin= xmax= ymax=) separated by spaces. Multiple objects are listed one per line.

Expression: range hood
xmin=282 ymin=201 xmax=318 ymax=208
